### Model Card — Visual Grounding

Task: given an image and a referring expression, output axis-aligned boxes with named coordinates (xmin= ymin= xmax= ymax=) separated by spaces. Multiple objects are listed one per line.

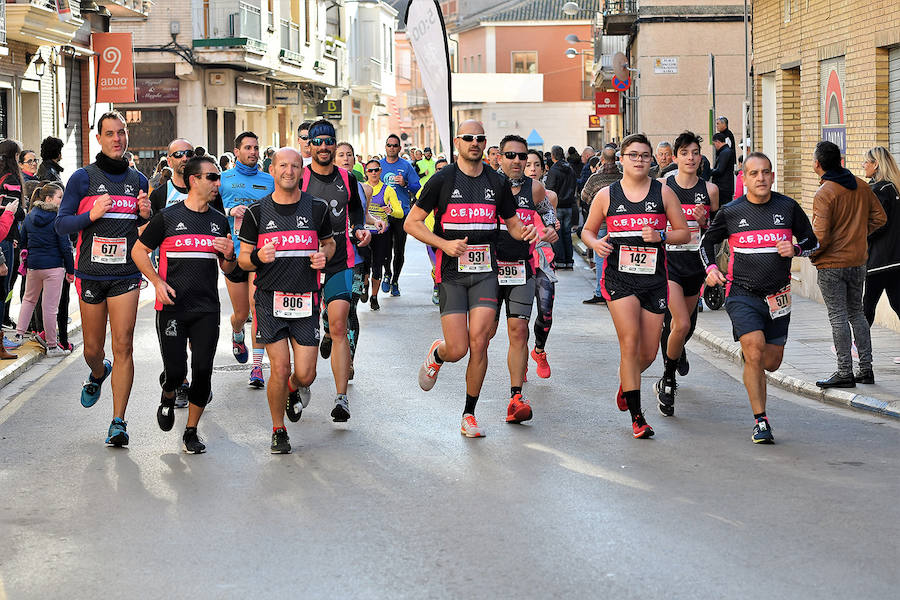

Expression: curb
xmin=692 ymin=326 xmax=900 ymax=420
xmin=0 ymin=317 xmax=82 ymax=390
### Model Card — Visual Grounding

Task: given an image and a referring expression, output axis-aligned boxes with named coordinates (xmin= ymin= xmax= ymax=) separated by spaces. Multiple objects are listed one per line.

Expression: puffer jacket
xmin=21 ymin=200 xmax=74 ymax=273
xmin=866 ymin=179 xmax=900 ymax=274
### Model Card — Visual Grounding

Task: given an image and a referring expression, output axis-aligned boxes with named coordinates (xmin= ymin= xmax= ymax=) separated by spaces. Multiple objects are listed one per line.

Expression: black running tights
xmin=533 ymin=270 xmax=555 ymax=350
xmin=156 ymin=311 xmax=219 ymax=407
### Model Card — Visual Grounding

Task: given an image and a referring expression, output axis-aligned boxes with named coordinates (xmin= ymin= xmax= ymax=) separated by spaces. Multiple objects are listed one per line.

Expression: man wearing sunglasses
xmin=132 ymin=156 xmax=235 ymax=454
xmin=406 ymin=121 xmax=538 ymax=438
xmin=301 ymin=120 xmax=369 ymax=423
xmin=297 ymin=121 xmax=313 ymax=167
xmin=379 ymin=133 xmax=421 ymax=297
xmin=150 ymin=140 xmax=226 ymax=216
xmin=220 ymin=131 xmax=275 ymax=389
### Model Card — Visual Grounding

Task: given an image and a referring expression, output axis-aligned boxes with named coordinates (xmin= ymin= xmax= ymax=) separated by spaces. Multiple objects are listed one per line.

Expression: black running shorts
xmin=438 ymin=273 xmax=499 ymax=317
xmin=224 ymin=265 xmax=250 ymax=284
xmin=601 ymin=281 xmax=668 ymax=314
xmin=497 ymin=277 xmax=536 ymax=320
xmin=725 ymin=293 xmax=790 ymax=346
xmin=76 ymin=277 xmax=141 ymax=304
xmin=668 ymin=270 xmax=705 ymax=297
xmin=254 ymin=289 xmax=321 ymax=346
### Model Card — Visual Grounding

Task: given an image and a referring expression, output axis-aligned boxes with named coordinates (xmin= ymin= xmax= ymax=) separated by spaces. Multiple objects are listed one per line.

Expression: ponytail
xmin=29 ymin=182 xmax=63 ymax=210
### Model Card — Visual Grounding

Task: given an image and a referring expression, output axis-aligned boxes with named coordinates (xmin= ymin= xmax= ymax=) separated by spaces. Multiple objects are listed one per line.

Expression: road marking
xmin=704 ymin=513 xmax=745 ymax=528
xmin=524 ymin=442 xmax=654 ymax=491
xmin=0 ymin=575 xmax=7 ymax=600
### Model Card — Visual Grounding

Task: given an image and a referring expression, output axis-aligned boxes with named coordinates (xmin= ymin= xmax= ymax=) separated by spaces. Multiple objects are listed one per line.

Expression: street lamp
xmin=565 ymin=48 xmax=580 ymax=59
xmin=562 ymin=2 xmax=580 ymax=16
xmin=565 ymin=34 xmax=590 ymax=43
xmin=31 ymin=53 xmax=47 ymax=78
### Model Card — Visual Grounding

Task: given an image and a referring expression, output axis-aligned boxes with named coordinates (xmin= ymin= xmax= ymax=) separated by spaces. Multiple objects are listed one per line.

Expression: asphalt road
xmin=1 ymin=240 xmax=898 ymax=599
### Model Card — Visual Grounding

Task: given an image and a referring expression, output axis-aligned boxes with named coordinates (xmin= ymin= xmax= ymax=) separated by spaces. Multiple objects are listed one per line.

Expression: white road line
xmin=524 ymin=442 xmax=654 ymax=491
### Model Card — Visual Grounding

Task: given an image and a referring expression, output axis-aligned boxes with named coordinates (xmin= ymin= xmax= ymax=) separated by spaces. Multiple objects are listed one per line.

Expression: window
xmin=463 ymin=57 xmax=468 ymax=72
xmin=512 ymin=51 xmax=537 ymax=74
xmin=305 ymin=0 xmax=311 ymax=44
xmin=477 ymin=53 xmax=482 ymax=72
xmin=784 ymin=0 xmax=791 ymax=22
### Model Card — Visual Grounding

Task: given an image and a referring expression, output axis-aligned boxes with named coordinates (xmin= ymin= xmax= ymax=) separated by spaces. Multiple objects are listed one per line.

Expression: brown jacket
xmin=811 ymin=176 xmax=887 ymax=269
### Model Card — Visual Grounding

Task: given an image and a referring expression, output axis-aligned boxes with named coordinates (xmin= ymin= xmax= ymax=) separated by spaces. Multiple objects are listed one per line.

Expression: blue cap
xmin=309 ymin=121 xmax=336 ymax=138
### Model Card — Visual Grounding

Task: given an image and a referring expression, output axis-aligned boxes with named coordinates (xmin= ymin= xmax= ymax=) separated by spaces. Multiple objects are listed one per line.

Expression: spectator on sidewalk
xmin=651 ymin=141 xmax=675 ymax=178
xmin=711 ymin=133 xmax=735 ymax=200
xmin=148 ymin=158 xmax=168 ymax=190
xmin=6 ymin=183 xmax=73 ymax=356
xmin=861 ymin=146 xmax=900 ymax=335
xmin=716 ymin=115 xmax=736 ymax=151
xmin=19 ymin=150 xmax=38 ymax=182
xmin=581 ymin=147 xmax=622 ymax=303
xmin=545 ymin=145 xmax=577 ymax=269
xmin=576 ymin=146 xmax=595 ymax=197
xmin=0 ymin=197 xmax=18 ymax=359
xmin=0 ymin=139 xmax=25 ymax=339
xmin=734 ymin=155 xmax=745 ymax=199
xmin=36 ymin=137 xmax=64 ymax=184
xmin=810 ymin=140 xmax=886 ymax=388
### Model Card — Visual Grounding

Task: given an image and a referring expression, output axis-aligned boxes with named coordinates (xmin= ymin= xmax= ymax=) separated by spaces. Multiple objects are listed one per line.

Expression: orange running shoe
xmin=531 ymin=348 xmax=551 ymax=378
xmin=418 ymin=339 xmax=444 ymax=391
xmin=506 ymin=393 xmax=533 ymax=423
xmin=460 ymin=413 xmax=485 ymax=437
xmin=632 ymin=413 xmax=655 ymax=439
xmin=616 ymin=384 xmax=628 ymax=411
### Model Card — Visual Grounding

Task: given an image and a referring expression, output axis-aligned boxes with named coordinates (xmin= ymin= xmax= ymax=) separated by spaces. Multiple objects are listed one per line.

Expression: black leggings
xmin=369 ymin=231 xmax=392 ymax=282
xmin=533 ymin=270 xmax=555 ymax=350
xmin=863 ymin=271 xmax=900 ymax=325
xmin=385 ymin=215 xmax=408 ymax=284
xmin=156 ymin=311 xmax=219 ymax=407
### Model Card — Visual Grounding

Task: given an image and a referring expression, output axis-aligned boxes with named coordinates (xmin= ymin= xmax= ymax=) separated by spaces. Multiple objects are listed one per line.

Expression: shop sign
xmin=92 ymin=33 xmax=136 ymax=103
xmin=135 ymin=79 xmax=179 ymax=103
xmin=272 ymin=89 xmax=300 ymax=105
xmin=820 ymin=56 xmax=846 ymax=155
xmin=317 ymin=100 xmax=342 ymax=119
xmin=595 ymin=91 xmax=620 ymax=115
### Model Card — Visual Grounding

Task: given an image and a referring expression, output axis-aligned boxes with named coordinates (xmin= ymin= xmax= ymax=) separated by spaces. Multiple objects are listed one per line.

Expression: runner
xmin=492 ymin=135 xmax=558 ymax=423
xmin=55 ymin=111 xmax=150 ymax=446
xmin=133 ymin=156 xmax=234 ymax=454
xmin=220 ymin=132 xmax=275 ymax=388
xmin=363 ymin=159 xmax=403 ymax=311
xmin=379 ymin=134 xmax=421 ymax=297
xmin=297 ymin=121 xmax=313 ymax=167
xmin=238 ymin=148 xmax=336 ymax=453
xmin=655 ymin=131 xmax=720 ymax=416
xmin=701 ymin=152 xmax=817 ymax=443
xmin=524 ymin=149 xmax=560 ymax=378
xmin=406 ymin=120 xmax=538 ymax=437
xmin=300 ymin=120 xmax=369 ymax=422
xmin=581 ymin=133 xmax=690 ymax=439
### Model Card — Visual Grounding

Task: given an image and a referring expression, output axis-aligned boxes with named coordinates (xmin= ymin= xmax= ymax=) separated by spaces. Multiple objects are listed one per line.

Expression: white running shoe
xmin=460 ymin=413 xmax=485 ymax=438
xmin=418 ymin=339 xmax=444 ymax=391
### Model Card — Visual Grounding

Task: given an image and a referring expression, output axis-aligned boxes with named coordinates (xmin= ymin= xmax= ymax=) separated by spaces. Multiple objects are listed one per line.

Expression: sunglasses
xmin=458 ymin=134 xmax=487 ymax=143
xmin=23 ymin=159 xmax=38 ymax=164
xmin=503 ymin=151 xmax=528 ymax=160
xmin=170 ymin=149 xmax=195 ymax=159
xmin=385 ymin=143 xmax=400 ymax=148
xmin=310 ymin=137 xmax=336 ymax=146
xmin=366 ymin=167 xmax=381 ymax=173
xmin=298 ymin=133 xmax=309 ymax=140
xmin=195 ymin=172 xmax=221 ymax=182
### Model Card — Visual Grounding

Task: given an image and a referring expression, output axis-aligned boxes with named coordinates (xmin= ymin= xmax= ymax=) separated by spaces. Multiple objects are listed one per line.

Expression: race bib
xmin=766 ymin=286 xmax=791 ymax=319
xmin=618 ymin=245 xmax=658 ymax=274
xmin=91 ymin=236 xmax=127 ymax=264
xmin=667 ymin=225 xmax=701 ymax=251
xmin=273 ymin=291 xmax=313 ymax=319
xmin=497 ymin=260 xmax=526 ymax=286
xmin=458 ymin=244 xmax=492 ymax=273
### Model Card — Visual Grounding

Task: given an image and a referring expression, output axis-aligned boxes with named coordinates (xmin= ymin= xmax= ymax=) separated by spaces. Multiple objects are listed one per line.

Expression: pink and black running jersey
xmin=75 ymin=165 xmax=143 ymax=278
xmin=238 ymin=192 xmax=333 ymax=293
xmin=664 ymin=176 xmax=711 ymax=278
xmin=416 ymin=164 xmax=518 ymax=283
xmin=497 ymin=177 xmax=539 ymax=277
xmin=699 ymin=192 xmax=817 ymax=297
xmin=139 ymin=202 xmax=231 ymax=312
xmin=603 ymin=179 xmax=668 ymax=288
xmin=301 ymin=166 xmax=362 ymax=275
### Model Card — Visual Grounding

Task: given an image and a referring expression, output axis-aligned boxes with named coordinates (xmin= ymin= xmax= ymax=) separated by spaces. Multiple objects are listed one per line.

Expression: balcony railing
xmin=406 ymin=88 xmax=428 ymax=108
xmin=192 ymin=1 xmax=266 ymax=54
xmin=603 ymin=0 xmax=636 ymax=14
xmin=352 ymin=56 xmax=382 ymax=90
xmin=279 ymin=18 xmax=302 ymax=64
xmin=602 ymin=0 xmax=637 ymax=36
xmin=0 ymin=1 xmax=6 ymax=45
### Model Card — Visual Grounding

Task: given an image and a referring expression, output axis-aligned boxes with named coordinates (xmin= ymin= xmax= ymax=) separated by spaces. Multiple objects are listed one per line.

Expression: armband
xmin=705 ymin=264 xmax=719 ymax=274
xmin=659 ymin=230 xmax=667 ymax=243
xmin=250 ymin=248 xmax=263 ymax=268
xmin=793 ymin=244 xmax=802 ymax=257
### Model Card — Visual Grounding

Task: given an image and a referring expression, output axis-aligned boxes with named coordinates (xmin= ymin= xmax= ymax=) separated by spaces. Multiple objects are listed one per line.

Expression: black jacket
xmin=545 ymin=161 xmax=577 ymax=208
xmin=711 ymin=145 xmax=735 ymax=194
xmin=36 ymin=160 xmax=64 ymax=184
xmin=867 ymin=179 xmax=900 ymax=274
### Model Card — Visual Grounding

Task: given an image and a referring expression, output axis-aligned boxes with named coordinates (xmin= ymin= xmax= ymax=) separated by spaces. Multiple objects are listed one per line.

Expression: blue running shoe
xmin=232 ymin=332 xmax=249 ymax=364
xmin=752 ymin=417 xmax=775 ymax=444
xmin=81 ymin=359 xmax=112 ymax=408
xmin=106 ymin=417 xmax=129 ymax=447
xmin=249 ymin=365 xmax=265 ymax=389
xmin=381 ymin=280 xmax=391 ymax=293
xmin=391 ymin=283 xmax=400 ymax=297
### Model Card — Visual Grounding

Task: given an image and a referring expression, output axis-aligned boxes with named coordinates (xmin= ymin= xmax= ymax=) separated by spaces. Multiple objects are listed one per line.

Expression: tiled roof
xmin=481 ymin=0 xmax=602 ymax=22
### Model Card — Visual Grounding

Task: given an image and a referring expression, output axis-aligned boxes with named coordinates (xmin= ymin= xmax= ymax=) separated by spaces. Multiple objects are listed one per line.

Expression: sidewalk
xmin=573 ymin=234 xmax=900 ymax=419
xmin=0 ymin=308 xmax=83 ymax=390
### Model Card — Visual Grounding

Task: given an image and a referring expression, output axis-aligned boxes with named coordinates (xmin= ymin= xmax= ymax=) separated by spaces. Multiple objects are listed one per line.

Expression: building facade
xmin=753 ymin=0 xmax=900 ymax=330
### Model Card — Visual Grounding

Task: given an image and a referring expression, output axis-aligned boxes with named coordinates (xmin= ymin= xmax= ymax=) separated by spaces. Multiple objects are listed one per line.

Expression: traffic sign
xmin=612 ymin=76 xmax=630 ymax=91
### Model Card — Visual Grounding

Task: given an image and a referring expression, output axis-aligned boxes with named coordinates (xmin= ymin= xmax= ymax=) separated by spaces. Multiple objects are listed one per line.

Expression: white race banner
xmin=405 ymin=0 xmax=452 ymax=159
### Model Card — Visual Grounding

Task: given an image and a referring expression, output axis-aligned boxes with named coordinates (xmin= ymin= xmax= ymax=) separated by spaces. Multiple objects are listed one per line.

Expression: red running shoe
xmin=506 ymin=393 xmax=533 ymax=423
xmin=632 ymin=413 xmax=654 ymax=439
xmin=616 ymin=384 xmax=628 ymax=411
xmin=531 ymin=348 xmax=551 ymax=378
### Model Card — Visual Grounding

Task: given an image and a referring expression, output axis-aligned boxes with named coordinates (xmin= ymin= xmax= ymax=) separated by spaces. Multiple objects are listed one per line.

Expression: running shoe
xmin=390 ymin=283 xmax=400 ymax=297
xmin=506 ymin=393 xmax=533 ymax=423
xmin=249 ymin=365 xmax=265 ymax=389
xmin=4 ymin=334 xmax=25 ymax=349
xmin=381 ymin=280 xmax=391 ymax=293
xmin=616 ymin=384 xmax=627 ymax=412
xmin=632 ymin=413 xmax=654 ymax=439
xmin=182 ymin=428 xmax=206 ymax=454
xmin=286 ymin=385 xmax=311 ymax=423
xmin=531 ymin=348 xmax=551 ymax=378
xmin=460 ymin=413 xmax=485 ymax=438
xmin=46 ymin=346 xmax=70 ymax=358
xmin=655 ymin=376 xmax=677 ymax=417
xmin=271 ymin=427 xmax=291 ymax=454
xmin=370 ymin=296 xmax=380 ymax=311
xmin=81 ymin=359 xmax=112 ymax=408
xmin=752 ymin=417 xmax=775 ymax=444
xmin=106 ymin=417 xmax=129 ymax=447
xmin=331 ymin=395 xmax=350 ymax=422
xmin=157 ymin=393 xmax=175 ymax=431
xmin=418 ymin=339 xmax=444 ymax=391
xmin=320 ymin=333 xmax=332 ymax=359
xmin=37 ymin=331 xmax=73 ymax=353
xmin=232 ymin=334 xmax=249 ymax=364
xmin=677 ymin=350 xmax=690 ymax=376
xmin=431 ymin=286 xmax=440 ymax=306
xmin=175 ymin=381 xmax=190 ymax=409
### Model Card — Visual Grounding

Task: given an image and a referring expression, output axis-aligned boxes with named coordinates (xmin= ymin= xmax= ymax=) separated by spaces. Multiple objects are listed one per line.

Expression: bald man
xmin=405 ymin=121 xmax=545 ymax=438
xmin=150 ymin=139 xmax=223 ymax=215
xmin=237 ymin=147 xmax=336 ymax=454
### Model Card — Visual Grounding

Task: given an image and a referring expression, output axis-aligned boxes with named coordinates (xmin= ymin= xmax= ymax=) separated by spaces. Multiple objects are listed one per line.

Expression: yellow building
xmin=753 ymin=0 xmax=900 ymax=330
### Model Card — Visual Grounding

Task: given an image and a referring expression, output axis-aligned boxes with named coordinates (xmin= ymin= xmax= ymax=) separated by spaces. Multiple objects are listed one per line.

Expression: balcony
xmin=279 ymin=18 xmax=302 ymax=65
xmin=6 ymin=0 xmax=83 ymax=46
xmin=192 ymin=1 xmax=266 ymax=56
xmin=351 ymin=56 xmax=383 ymax=92
xmin=0 ymin=1 xmax=6 ymax=45
xmin=452 ymin=73 xmax=543 ymax=104
xmin=95 ymin=0 xmax=150 ymax=18
xmin=601 ymin=0 xmax=637 ymax=36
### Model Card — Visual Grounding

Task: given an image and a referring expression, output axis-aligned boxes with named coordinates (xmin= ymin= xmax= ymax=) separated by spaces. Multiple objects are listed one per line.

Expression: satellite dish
xmin=613 ymin=52 xmax=629 ymax=82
